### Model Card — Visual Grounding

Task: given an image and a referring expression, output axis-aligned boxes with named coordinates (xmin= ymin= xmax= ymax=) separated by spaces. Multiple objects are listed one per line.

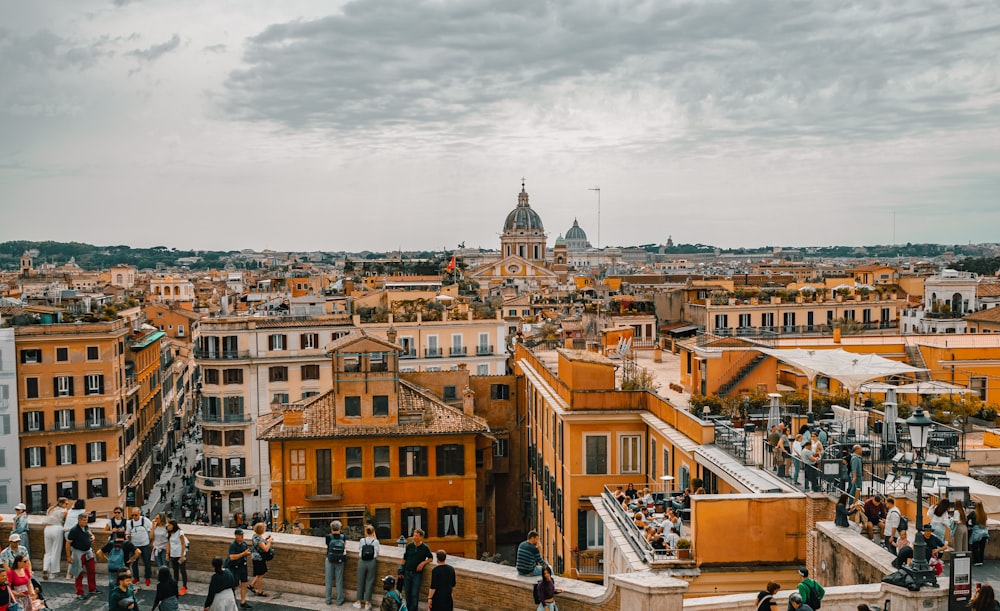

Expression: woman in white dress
xmin=204 ymin=556 xmax=239 ymax=611
xmin=43 ymin=497 xmax=69 ymax=579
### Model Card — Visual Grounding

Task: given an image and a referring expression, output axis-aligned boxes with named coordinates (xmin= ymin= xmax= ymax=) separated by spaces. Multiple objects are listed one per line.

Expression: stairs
xmin=718 ymin=353 xmax=768 ymax=397
xmin=904 ymin=344 xmax=932 ymax=381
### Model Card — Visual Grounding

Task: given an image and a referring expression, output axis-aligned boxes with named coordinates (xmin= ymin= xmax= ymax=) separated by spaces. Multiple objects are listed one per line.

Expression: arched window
xmin=952 ymin=292 xmax=963 ymax=314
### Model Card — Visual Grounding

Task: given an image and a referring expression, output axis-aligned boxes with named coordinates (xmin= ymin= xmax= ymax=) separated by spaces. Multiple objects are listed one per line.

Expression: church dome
xmin=565 ymin=218 xmax=587 ymax=241
xmin=503 ymin=183 xmax=544 ymax=233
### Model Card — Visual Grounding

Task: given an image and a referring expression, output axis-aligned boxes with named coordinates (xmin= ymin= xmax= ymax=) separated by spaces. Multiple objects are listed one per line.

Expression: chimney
xmin=462 ymin=386 xmax=475 ymax=416
xmin=386 ymin=326 xmax=398 ymax=345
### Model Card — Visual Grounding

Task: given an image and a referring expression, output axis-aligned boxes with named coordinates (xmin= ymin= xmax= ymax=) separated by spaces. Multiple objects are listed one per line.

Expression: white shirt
xmin=127 ymin=516 xmax=153 ymax=546
xmin=359 ymin=536 xmax=380 ymax=559
xmin=792 ymin=440 xmax=803 ymax=459
xmin=168 ymin=530 xmax=187 ymax=558
xmin=884 ymin=507 xmax=901 ymax=537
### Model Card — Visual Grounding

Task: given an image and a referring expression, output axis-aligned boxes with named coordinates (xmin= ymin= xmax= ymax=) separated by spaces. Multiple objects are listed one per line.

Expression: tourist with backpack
xmin=127 ymin=508 xmax=155 ymax=587
xmin=99 ymin=531 xmax=139 ymax=604
xmin=532 ymin=565 xmax=561 ymax=611
xmin=795 ymin=568 xmax=824 ymax=610
xmin=248 ymin=522 xmax=273 ymax=599
xmin=355 ymin=524 xmax=380 ymax=610
xmin=380 ymin=575 xmax=405 ymax=611
xmin=325 ymin=520 xmax=347 ymax=606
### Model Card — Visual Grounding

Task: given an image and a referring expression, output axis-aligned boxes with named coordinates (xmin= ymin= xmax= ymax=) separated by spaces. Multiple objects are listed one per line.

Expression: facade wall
xmin=360 ymin=315 xmax=508 ymax=376
xmin=0 ymin=328 xmax=20 ymax=512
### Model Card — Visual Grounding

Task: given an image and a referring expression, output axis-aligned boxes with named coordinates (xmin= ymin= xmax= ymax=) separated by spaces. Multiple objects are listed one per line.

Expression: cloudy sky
xmin=2 ymin=0 xmax=998 ymax=253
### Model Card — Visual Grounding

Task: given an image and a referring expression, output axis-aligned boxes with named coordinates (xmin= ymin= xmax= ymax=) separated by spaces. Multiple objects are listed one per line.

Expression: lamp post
xmin=906 ymin=407 xmax=938 ymax=589
xmin=270 ymin=503 xmax=279 ymax=531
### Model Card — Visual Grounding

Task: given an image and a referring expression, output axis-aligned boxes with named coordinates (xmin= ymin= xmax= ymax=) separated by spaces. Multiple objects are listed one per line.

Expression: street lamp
xmin=270 ymin=503 xmax=279 ymax=531
xmin=906 ymin=406 xmax=938 ymax=589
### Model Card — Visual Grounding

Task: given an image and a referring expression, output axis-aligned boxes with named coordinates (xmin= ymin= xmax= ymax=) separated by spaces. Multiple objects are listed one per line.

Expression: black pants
xmin=131 ymin=544 xmax=152 ymax=580
xmin=971 ymin=538 xmax=987 ymax=564
xmin=171 ymin=557 xmax=188 ymax=586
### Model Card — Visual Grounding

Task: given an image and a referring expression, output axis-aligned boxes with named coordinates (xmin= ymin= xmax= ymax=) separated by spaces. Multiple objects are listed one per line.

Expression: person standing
xmin=7 ymin=554 xmax=36 ymax=610
xmin=127 ymin=507 xmax=154 ymax=586
xmin=0 ymin=533 xmax=27 ymax=570
xmin=11 ymin=503 xmax=30 ymax=560
xmin=795 ymin=568 xmax=823 ymax=611
xmin=355 ymin=524 xmax=380 ymax=610
xmin=756 ymin=581 xmax=780 ymax=611
xmin=152 ymin=513 xmax=170 ymax=568
xmin=402 ymin=528 xmax=434 ymax=611
xmin=970 ymin=501 xmax=989 ymax=566
xmin=953 ymin=504 xmax=969 ymax=553
xmin=848 ymin=445 xmax=864 ymax=502
xmin=516 ymin=530 xmax=545 ymax=577
xmin=43 ymin=496 xmax=68 ymax=579
xmin=105 ymin=507 xmax=127 ymax=539
xmin=65 ymin=511 xmax=98 ymax=600
xmin=98 ymin=530 xmax=139 ymax=604
xmin=799 ymin=442 xmax=818 ymax=492
xmin=205 ymin=556 xmax=240 ymax=611
xmin=791 ymin=434 xmax=804 ymax=485
xmin=227 ymin=528 xmax=253 ymax=609
xmin=535 ymin=565 xmax=562 ymax=611
xmin=165 ymin=519 xmax=188 ymax=595
xmin=325 ymin=520 xmax=347 ymax=606
xmin=248 ymin=522 xmax=273 ymax=598
xmin=427 ymin=550 xmax=455 ymax=611
xmin=151 ymin=565 xmax=180 ymax=611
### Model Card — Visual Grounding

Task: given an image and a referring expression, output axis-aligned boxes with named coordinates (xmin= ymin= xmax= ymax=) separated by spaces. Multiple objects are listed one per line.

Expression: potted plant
xmin=676 ymin=538 xmax=692 ymax=559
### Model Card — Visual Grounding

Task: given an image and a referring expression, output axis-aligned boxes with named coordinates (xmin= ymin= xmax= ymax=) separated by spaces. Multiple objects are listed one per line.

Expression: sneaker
xmin=354 ymin=603 xmax=363 ymax=609
xmin=146 ymin=578 xmax=151 ymax=586
xmin=179 ymin=586 xmax=188 ymax=596
xmin=77 ymin=595 xmax=87 ymax=601
xmin=241 ymin=604 xmax=253 ymax=609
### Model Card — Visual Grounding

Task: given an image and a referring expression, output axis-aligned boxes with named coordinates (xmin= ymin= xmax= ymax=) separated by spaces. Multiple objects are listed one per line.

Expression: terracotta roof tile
xmin=965 ymin=307 xmax=1000 ymax=323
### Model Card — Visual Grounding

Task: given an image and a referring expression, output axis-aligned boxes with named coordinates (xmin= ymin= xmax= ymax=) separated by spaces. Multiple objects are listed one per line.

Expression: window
xmin=268 ymin=334 xmax=286 ymax=351
xmin=25 ymin=447 xmax=45 ymax=468
xmin=761 ymin=312 xmax=774 ymax=328
xmin=863 ymin=308 xmax=872 ymax=323
xmin=343 ymin=355 xmax=360 ymax=372
xmin=374 ymin=508 xmax=392 ymax=539
xmin=56 ymin=409 xmax=74 ymax=430
xmin=55 ymin=443 xmax=75 ymax=465
xmin=374 ymin=446 xmax=390 ymax=477
xmin=585 ymin=510 xmax=605 ymax=549
xmin=782 ymin=312 xmax=796 ymax=329
xmin=490 ymin=384 xmax=510 ymax=400
xmin=650 ymin=438 xmax=657 ymax=480
xmin=55 ymin=375 xmax=74 ymax=397
xmin=224 ymin=396 xmax=244 ymax=419
xmin=290 ymin=449 xmax=306 ymax=480
xmin=584 ymin=435 xmax=608 ymax=475
xmin=224 ymin=430 xmax=245 ymax=445
xmin=738 ymin=313 xmax=751 ymax=328
xmin=370 ymin=352 xmax=387 ymax=372
xmin=443 ymin=386 xmax=458 ymax=400
xmin=0 ymin=485 xmax=5 ymax=506
xmin=301 ymin=365 xmax=320 ymax=381
xmin=88 ymin=478 xmax=108 ymax=498
xmin=302 ymin=391 xmax=319 ymax=399
xmin=85 ymin=374 xmax=104 ymax=395
xmin=373 ymin=395 xmax=389 ymax=417
xmin=714 ymin=314 xmax=728 ymax=330
xmin=0 ymin=415 xmax=9 ymax=435
xmin=971 ymin=376 xmax=987 ymax=400
xmin=56 ymin=347 xmax=69 ymax=362
xmin=204 ymin=368 xmax=220 ymax=385
xmin=401 ymin=507 xmax=428 ymax=537
xmin=477 ymin=364 xmax=489 ymax=375
xmin=436 ymin=444 xmax=465 ymax=476
xmin=84 ymin=407 xmax=105 ymax=428
xmin=204 ymin=430 xmax=222 ymax=446
xmin=400 ymin=446 xmax=428 ymax=476
xmin=271 ymin=393 xmax=289 ymax=405
xmin=345 ymin=396 xmax=361 ymax=417
xmin=619 ymin=435 xmax=642 ymax=473
xmin=316 ymin=449 xmax=332 ymax=494
xmin=346 ymin=447 xmax=362 ymax=479
xmin=26 ymin=484 xmax=47 ymax=514
xmin=223 ymin=369 xmax=243 ymax=384
xmin=26 ymin=377 xmax=38 ymax=398
xmin=59 ymin=480 xmax=78 ymax=499
xmin=0 ymin=384 xmax=7 ymax=410
xmin=86 ymin=441 xmax=106 ymax=462
xmin=269 ymin=367 xmax=288 ymax=382
xmin=438 ymin=506 xmax=464 ymax=537
xmin=0 ymin=449 xmax=4 ymax=468
xmin=493 ymin=438 xmax=509 ymax=457
xmin=24 ymin=411 xmax=43 ymax=432
xmin=87 ymin=346 xmax=99 ymax=360
xmin=300 ymin=333 xmax=318 ymax=349
xmin=226 ymin=457 xmax=245 ymax=477
xmin=20 ymin=349 xmax=41 ymax=364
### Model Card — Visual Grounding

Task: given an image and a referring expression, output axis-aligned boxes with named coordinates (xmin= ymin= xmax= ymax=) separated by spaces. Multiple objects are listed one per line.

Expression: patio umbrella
xmin=893 ymin=380 xmax=974 ymax=395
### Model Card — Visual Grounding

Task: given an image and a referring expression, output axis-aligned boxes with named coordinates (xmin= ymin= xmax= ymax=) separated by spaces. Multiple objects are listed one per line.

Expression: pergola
xmin=759 ymin=348 xmax=927 ymax=412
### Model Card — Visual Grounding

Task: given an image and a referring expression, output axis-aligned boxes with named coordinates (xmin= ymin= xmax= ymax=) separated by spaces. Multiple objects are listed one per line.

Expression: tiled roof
xmin=978 ymin=283 xmax=1000 ymax=298
xmin=965 ymin=307 xmax=1000 ymax=323
xmin=258 ymin=379 xmax=490 ymax=441
xmin=324 ymin=328 xmax=398 ymax=353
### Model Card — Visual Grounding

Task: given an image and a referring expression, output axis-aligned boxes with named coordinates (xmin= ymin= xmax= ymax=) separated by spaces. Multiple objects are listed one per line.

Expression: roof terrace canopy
xmin=760 ymin=348 xmax=926 ymax=410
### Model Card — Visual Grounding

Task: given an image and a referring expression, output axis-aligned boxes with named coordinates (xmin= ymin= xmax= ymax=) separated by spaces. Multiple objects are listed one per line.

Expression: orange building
xmin=259 ymin=329 xmax=490 ymax=558
xmin=14 ymin=318 xmax=132 ymax=514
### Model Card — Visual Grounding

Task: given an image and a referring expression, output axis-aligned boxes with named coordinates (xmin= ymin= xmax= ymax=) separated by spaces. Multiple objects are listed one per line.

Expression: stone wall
xmin=2 ymin=518 xmax=684 ymax=611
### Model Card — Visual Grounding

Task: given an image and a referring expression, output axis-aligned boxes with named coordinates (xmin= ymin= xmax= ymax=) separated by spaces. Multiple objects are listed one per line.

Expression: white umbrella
xmin=893 ymin=380 xmax=973 ymax=395
xmin=435 ymin=294 xmax=455 ymax=301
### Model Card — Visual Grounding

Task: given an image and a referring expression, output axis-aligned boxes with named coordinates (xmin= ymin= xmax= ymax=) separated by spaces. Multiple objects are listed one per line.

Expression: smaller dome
xmin=565 ymin=218 xmax=587 ymax=241
xmin=555 ymin=234 xmax=565 ymax=245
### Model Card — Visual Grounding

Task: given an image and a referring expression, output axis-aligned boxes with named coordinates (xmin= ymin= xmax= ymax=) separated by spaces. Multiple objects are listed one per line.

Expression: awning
xmin=295 ymin=505 xmax=367 ymax=514
xmin=666 ymin=325 xmax=698 ymax=336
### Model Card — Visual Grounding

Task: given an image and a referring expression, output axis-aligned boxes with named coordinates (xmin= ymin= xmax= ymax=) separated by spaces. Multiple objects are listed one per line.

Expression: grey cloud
xmin=129 ymin=33 xmax=181 ymax=61
xmin=221 ymin=0 xmax=1000 ymax=149
xmin=0 ymin=27 xmax=112 ymax=71
xmin=203 ymin=43 xmax=227 ymax=53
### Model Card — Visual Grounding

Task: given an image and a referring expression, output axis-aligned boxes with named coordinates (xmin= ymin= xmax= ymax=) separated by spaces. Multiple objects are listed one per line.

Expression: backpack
xmin=326 ymin=533 xmax=346 ymax=563
xmin=804 ymin=579 xmax=822 ymax=610
xmin=897 ymin=515 xmax=909 ymax=535
xmin=108 ymin=543 xmax=126 ymax=571
xmin=532 ymin=579 xmax=544 ymax=604
xmin=360 ymin=538 xmax=376 ymax=562
xmin=387 ymin=589 xmax=407 ymax=611
xmin=255 ymin=536 xmax=274 ymax=561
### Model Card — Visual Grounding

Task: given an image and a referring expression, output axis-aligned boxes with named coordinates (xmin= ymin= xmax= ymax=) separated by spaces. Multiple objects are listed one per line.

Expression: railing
xmin=450 ymin=347 xmax=467 ymax=356
xmin=194 ymin=350 xmax=251 ymax=360
xmin=713 ymin=420 xmax=752 ymax=464
xmin=573 ymin=550 xmax=604 ymax=576
xmin=306 ymin=482 xmax=345 ymax=500
xmin=201 ymin=413 xmax=253 ymax=424
xmin=125 ymin=375 xmax=139 ymax=395
xmin=712 ymin=321 xmax=900 ymax=339
xmin=600 ymin=485 xmax=692 ymax=565
xmin=476 ymin=345 xmax=494 ymax=356
xmin=400 ymin=349 xmax=417 ymax=359
xmin=194 ymin=474 xmax=256 ymax=490
xmin=425 ymin=348 xmax=442 ymax=358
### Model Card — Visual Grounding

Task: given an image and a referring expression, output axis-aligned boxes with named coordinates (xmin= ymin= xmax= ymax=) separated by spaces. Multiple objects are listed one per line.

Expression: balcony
xmin=449 ymin=346 xmax=467 ymax=356
xmin=425 ymin=347 xmax=443 ymax=358
xmin=21 ymin=418 xmax=120 ymax=436
xmin=305 ymin=482 xmax=345 ymax=501
xmin=125 ymin=375 xmax=139 ymax=396
xmin=194 ymin=350 xmax=250 ymax=360
xmin=201 ymin=413 xmax=253 ymax=427
xmin=194 ymin=474 xmax=257 ymax=491
xmin=476 ymin=345 xmax=494 ymax=356
xmin=400 ymin=349 xmax=417 ymax=359
xmin=573 ymin=550 xmax=604 ymax=578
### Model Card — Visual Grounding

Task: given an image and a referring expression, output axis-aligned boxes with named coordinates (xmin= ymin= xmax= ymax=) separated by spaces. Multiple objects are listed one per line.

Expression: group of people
xmin=755 ymin=569 xmax=825 ymax=611
xmin=612 ymin=484 xmax=693 ymax=555
xmin=324 ymin=523 xmax=456 ymax=611
xmin=769 ymin=422 xmax=835 ymax=492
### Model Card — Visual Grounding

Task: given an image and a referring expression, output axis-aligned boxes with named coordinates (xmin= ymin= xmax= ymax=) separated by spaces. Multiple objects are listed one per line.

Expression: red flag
xmin=446 ymin=256 xmax=456 ymax=272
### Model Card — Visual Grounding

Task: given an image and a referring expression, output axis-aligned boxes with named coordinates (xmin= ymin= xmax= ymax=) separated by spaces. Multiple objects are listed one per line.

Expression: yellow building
xmin=259 ymin=329 xmax=489 ymax=558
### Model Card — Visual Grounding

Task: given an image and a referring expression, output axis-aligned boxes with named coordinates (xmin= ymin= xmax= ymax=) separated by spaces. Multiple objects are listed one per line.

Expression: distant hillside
xmin=0 ymin=241 xmax=235 ymax=271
